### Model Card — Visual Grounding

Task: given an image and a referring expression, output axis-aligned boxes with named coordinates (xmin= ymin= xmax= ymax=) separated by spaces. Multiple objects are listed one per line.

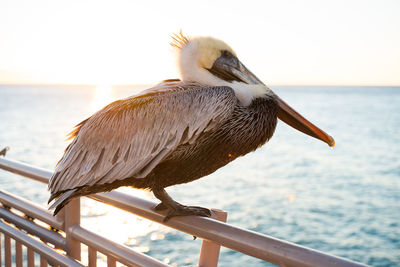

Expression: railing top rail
xmin=0 ymin=190 xmax=64 ymax=230
xmin=0 ymin=157 xmax=51 ymax=184
xmin=70 ymin=225 xmax=169 ymax=267
xmin=0 ymin=205 xmax=67 ymax=249
xmin=0 ymin=157 xmax=369 ymax=267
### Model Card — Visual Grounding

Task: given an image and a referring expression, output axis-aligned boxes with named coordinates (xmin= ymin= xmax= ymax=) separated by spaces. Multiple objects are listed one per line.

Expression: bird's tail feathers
xmin=48 ymin=189 xmax=78 ymax=215
xmin=48 ymin=192 xmax=61 ymax=204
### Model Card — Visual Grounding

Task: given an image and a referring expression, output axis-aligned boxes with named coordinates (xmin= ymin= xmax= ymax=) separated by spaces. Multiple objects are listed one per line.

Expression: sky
xmin=0 ymin=0 xmax=399 ymax=86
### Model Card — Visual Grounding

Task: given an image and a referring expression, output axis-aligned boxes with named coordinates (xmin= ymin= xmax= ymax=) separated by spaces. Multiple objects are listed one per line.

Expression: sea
xmin=0 ymin=84 xmax=399 ymax=267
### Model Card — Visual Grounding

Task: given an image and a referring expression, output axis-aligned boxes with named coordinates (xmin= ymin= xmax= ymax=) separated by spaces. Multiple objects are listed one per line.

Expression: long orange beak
xmin=208 ymin=52 xmax=335 ymax=147
xmin=275 ymin=94 xmax=335 ymax=147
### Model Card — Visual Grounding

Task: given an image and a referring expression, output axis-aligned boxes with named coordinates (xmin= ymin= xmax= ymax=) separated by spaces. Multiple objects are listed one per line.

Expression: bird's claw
xmin=163 ymin=205 xmax=211 ymax=222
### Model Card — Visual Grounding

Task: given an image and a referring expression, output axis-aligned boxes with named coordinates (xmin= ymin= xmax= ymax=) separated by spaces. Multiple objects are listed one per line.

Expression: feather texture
xmin=48 ymin=81 xmax=237 ymax=197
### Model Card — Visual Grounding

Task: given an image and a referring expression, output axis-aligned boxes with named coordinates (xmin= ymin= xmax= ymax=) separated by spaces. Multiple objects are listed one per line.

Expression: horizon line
xmin=1 ymin=82 xmax=399 ymax=87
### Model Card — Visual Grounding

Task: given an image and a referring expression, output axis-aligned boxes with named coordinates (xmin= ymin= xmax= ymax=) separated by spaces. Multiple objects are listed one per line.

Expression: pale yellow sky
xmin=1 ymin=0 xmax=399 ymax=85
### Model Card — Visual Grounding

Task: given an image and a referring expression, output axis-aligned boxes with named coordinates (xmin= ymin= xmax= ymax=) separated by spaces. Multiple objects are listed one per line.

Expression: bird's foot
xmin=152 ymin=188 xmax=211 ymax=222
xmin=163 ymin=204 xmax=211 ymax=222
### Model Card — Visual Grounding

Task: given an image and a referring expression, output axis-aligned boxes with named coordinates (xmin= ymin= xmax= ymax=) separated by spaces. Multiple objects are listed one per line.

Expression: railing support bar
xmin=16 ymin=241 xmax=23 ymax=267
xmin=88 ymin=247 xmax=97 ymax=267
xmin=199 ymin=209 xmax=228 ymax=267
xmin=28 ymin=247 xmax=35 ymax=267
xmin=0 ymin=220 xmax=84 ymax=267
xmin=0 ymin=232 xmax=2 ymax=266
xmin=0 ymin=207 xmax=66 ymax=249
xmin=65 ymin=198 xmax=81 ymax=261
xmin=40 ymin=256 xmax=47 ymax=267
xmin=0 ymin=190 xmax=64 ymax=230
xmin=69 ymin=225 xmax=169 ymax=267
xmin=4 ymin=234 xmax=11 ymax=267
xmin=107 ymin=257 xmax=117 ymax=267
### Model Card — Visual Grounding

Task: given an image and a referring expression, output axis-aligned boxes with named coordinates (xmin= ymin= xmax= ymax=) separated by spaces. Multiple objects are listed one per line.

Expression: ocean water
xmin=0 ymin=84 xmax=399 ymax=267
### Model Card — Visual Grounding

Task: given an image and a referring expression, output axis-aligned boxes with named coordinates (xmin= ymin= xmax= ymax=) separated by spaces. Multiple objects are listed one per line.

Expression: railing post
xmin=16 ymin=241 xmax=23 ymax=267
xmin=64 ymin=198 xmax=81 ymax=261
xmin=198 ymin=209 xmax=228 ymax=267
xmin=4 ymin=234 xmax=11 ymax=267
xmin=27 ymin=248 xmax=35 ymax=267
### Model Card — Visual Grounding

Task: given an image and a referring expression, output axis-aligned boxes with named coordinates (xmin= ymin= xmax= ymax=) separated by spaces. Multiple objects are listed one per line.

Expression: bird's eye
xmin=220 ymin=50 xmax=232 ymax=58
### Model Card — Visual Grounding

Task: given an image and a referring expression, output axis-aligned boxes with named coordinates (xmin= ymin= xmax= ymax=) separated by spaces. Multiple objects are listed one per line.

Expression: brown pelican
xmin=48 ymin=32 xmax=334 ymax=221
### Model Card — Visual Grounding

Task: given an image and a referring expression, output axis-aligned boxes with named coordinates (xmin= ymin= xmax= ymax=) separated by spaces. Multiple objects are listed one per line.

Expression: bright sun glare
xmin=90 ymin=85 xmax=115 ymax=113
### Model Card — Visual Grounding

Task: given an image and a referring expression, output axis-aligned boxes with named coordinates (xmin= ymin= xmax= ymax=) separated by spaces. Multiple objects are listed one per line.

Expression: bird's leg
xmin=153 ymin=202 xmax=168 ymax=211
xmin=152 ymin=188 xmax=211 ymax=222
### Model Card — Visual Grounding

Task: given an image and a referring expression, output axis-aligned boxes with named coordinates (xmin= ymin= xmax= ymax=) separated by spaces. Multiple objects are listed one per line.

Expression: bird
xmin=0 ymin=146 xmax=9 ymax=157
xmin=48 ymin=32 xmax=334 ymax=221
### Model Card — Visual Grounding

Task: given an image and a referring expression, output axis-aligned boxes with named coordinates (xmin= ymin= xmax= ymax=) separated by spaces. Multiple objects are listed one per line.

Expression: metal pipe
xmin=0 ymin=157 xmax=51 ymax=184
xmin=198 ymin=209 xmax=227 ymax=267
xmin=28 ymin=247 xmax=35 ymax=267
xmin=88 ymin=247 xmax=97 ymax=267
xmin=69 ymin=225 xmax=169 ymax=267
xmin=0 ymin=232 xmax=2 ymax=266
xmin=40 ymin=256 xmax=47 ymax=267
xmin=0 ymin=157 xmax=369 ymax=267
xmin=92 ymin=191 xmax=369 ymax=267
xmin=0 ymin=220 xmax=84 ymax=267
xmin=5 ymin=234 xmax=11 ymax=267
xmin=16 ymin=241 xmax=23 ymax=267
xmin=0 ymin=207 xmax=66 ymax=249
xmin=0 ymin=190 xmax=64 ymax=230
xmin=107 ymin=257 xmax=117 ymax=267
xmin=65 ymin=198 xmax=81 ymax=261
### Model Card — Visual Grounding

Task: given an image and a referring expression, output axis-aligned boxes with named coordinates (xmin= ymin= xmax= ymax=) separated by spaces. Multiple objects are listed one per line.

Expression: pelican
xmin=48 ymin=32 xmax=334 ymax=221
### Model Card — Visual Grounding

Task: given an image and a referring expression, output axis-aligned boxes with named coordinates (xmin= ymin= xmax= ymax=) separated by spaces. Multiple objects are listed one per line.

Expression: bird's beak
xmin=208 ymin=52 xmax=263 ymax=84
xmin=274 ymin=94 xmax=335 ymax=147
xmin=209 ymin=53 xmax=335 ymax=147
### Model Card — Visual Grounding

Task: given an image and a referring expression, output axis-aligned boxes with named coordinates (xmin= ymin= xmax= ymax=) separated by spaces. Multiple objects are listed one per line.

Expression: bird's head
xmin=172 ymin=32 xmax=335 ymax=147
xmin=172 ymin=32 xmax=269 ymax=106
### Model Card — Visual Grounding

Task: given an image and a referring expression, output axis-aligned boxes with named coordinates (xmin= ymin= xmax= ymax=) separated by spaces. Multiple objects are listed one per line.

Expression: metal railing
xmin=0 ymin=157 xmax=369 ymax=267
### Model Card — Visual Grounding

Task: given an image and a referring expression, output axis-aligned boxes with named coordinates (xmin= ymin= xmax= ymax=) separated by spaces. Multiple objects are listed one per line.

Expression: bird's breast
xmin=221 ymin=96 xmax=278 ymax=155
xmin=148 ymin=97 xmax=278 ymax=188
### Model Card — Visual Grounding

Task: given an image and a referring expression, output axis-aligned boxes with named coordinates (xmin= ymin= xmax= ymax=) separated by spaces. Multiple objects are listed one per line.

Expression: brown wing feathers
xmin=48 ymin=82 xmax=236 ymax=212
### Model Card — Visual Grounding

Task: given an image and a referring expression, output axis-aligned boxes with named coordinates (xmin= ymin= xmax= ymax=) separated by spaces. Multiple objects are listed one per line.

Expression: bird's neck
xmin=229 ymin=83 xmax=270 ymax=106
xmin=180 ymin=66 xmax=270 ymax=106
xmin=178 ymin=56 xmax=270 ymax=106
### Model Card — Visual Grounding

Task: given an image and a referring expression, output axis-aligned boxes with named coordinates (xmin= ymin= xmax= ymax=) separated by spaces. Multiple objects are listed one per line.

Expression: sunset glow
xmin=1 ymin=0 xmax=399 ymax=85
xmin=90 ymin=85 xmax=115 ymax=113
